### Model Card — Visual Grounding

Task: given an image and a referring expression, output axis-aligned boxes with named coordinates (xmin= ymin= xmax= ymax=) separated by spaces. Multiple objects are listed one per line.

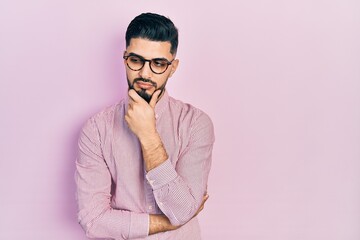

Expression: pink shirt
xmin=75 ymin=91 xmax=215 ymax=239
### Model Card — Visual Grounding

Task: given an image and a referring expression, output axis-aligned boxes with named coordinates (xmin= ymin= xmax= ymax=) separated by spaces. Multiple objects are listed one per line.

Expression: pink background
xmin=1 ymin=1 xmax=359 ymax=239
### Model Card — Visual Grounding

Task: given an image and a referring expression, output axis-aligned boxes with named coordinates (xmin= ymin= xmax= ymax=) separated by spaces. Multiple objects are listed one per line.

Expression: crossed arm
xmin=75 ymin=90 xmax=214 ymax=239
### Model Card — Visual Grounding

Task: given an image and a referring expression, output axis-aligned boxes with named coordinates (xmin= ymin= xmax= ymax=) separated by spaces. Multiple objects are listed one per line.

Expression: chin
xmin=136 ymin=89 xmax=152 ymax=103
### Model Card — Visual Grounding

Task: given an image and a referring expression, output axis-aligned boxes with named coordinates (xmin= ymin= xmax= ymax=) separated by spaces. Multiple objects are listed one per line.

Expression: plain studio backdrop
xmin=1 ymin=1 xmax=359 ymax=239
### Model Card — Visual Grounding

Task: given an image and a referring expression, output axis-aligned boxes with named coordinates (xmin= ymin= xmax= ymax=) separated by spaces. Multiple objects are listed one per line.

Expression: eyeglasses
xmin=123 ymin=53 xmax=174 ymax=74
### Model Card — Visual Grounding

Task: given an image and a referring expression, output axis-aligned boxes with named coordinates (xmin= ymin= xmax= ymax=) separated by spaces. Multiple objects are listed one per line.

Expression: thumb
xmin=149 ymin=90 xmax=161 ymax=108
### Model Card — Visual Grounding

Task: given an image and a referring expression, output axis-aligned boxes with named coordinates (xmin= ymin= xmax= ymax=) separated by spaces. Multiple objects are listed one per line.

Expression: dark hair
xmin=125 ymin=13 xmax=179 ymax=54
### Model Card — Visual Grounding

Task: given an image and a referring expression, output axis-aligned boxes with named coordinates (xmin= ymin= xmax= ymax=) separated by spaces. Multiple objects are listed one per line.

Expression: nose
xmin=139 ymin=61 xmax=153 ymax=79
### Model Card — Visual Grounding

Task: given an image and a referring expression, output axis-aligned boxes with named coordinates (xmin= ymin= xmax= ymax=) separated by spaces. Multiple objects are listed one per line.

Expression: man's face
xmin=124 ymin=38 xmax=179 ymax=103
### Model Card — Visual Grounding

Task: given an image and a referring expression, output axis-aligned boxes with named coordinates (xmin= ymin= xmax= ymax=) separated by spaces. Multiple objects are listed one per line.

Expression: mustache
xmin=133 ymin=78 xmax=157 ymax=88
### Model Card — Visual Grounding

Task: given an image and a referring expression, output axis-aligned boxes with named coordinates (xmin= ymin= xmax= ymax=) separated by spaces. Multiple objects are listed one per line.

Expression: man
xmin=75 ymin=12 xmax=215 ymax=239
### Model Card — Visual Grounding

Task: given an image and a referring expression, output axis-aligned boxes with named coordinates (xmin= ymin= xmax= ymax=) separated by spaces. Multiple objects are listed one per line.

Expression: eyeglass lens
xmin=126 ymin=55 xmax=170 ymax=74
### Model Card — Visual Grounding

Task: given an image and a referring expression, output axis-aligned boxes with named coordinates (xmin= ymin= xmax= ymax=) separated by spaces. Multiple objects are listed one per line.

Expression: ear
xmin=169 ymin=59 xmax=179 ymax=78
xmin=123 ymin=51 xmax=127 ymax=64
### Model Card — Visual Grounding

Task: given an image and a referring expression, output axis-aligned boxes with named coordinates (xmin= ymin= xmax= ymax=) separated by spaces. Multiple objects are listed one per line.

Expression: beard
xmin=127 ymin=77 xmax=167 ymax=103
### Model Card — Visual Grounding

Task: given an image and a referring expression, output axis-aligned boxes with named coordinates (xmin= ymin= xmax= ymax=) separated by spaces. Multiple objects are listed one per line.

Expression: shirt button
xmin=148 ymin=205 xmax=153 ymax=210
xmin=155 ymin=114 xmax=159 ymax=119
xmin=159 ymin=202 xmax=163 ymax=206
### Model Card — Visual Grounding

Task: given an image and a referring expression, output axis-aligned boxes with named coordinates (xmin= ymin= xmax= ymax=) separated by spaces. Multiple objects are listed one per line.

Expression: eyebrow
xmin=127 ymin=52 xmax=170 ymax=62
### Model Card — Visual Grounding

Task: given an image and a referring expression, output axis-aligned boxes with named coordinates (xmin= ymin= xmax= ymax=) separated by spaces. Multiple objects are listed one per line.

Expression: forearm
xmin=140 ymin=134 xmax=199 ymax=224
xmin=77 ymin=206 xmax=149 ymax=239
xmin=76 ymin=160 xmax=149 ymax=239
xmin=76 ymin=117 xmax=150 ymax=239
xmin=144 ymin=137 xmax=213 ymax=225
xmin=138 ymin=112 xmax=214 ymax=226
xmin=148 ymin=194 xmax=208 ymax=235
xmin=139 ymin=131 xmax=168 ymax=172
xmin=146 ymin=163 xmax=204 ymax=226
xmin=149 ymin=214 xmax=179 ymax=235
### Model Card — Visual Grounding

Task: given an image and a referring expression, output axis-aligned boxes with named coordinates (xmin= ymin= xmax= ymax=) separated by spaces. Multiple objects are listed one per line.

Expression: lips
xmin=136 ymin=81 xmax=154 ymax=90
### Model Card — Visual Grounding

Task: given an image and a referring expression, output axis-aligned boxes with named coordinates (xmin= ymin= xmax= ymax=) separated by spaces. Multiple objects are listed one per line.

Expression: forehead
xmin=126 ymin=38 xmax=173 ymax=59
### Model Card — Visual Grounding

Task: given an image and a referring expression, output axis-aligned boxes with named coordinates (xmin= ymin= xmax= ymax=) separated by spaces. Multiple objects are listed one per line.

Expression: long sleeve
xmin=145 ymin=112 xmax=215 ymax=226
xmin=75 ymin=117 xmax=149 ymax=239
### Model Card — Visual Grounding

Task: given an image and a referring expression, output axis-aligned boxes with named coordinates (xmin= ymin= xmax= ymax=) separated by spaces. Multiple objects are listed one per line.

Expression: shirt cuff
xmin=145 ymin=159 xmax=178 ymax=190
xmin=128 ymin=212 xmax=149 ymax=239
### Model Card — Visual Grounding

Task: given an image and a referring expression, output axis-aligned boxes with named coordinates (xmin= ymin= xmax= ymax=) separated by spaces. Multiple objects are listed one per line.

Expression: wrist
xmin=137 ymin=128 xmax=158 ymax=145
xmin=149 ymin=214 xmax=178 ymax=235
xmin=139 ymin=132 xmax=168 ymax=172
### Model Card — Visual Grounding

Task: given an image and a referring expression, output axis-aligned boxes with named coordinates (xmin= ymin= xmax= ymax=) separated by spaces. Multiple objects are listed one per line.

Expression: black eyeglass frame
xmin=123 ymin=53 xmax=175 ymax=75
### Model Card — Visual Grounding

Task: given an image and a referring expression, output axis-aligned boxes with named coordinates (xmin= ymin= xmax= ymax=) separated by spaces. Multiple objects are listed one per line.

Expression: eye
xmin=153 ymin=60 xmax=167 ymax=67
xmin=129 ymin=56 xmax=142 ymax=63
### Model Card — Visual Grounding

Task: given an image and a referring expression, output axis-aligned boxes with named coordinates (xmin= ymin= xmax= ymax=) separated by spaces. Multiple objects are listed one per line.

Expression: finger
xmin=128 ymin=89 xmax=143 ymax=103
xmin=127 ymin=100 xmax=133 ymax=110
xmin=128 ymin=89 xmax=136 ymax=101
xmin=124 ymin=115 xmax=130 ymax=124
xmin=198 ymin=195 xmax=209 ymax=210
xmin=149 ymin=90 xmax=161 ymax=108
xmin=195 ymin=202 xmax=205 ymax=216
xmin=197 ymin=206 xmax=204 ymax=214
xmin=202 ymin=194 xmax=209 ymax=204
